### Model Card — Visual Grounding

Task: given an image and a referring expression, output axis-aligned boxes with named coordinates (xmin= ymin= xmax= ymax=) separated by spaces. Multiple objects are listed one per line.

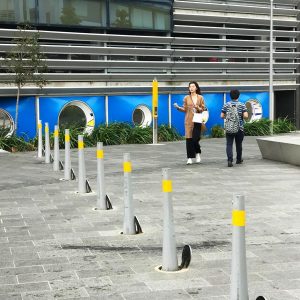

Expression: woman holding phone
xmin=174 ymin=81 xmax=205 ymax=165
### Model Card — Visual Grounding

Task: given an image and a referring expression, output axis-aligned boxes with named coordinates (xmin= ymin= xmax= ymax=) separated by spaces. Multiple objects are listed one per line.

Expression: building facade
xmin=0 ymin=0 xmax=299 ymax=137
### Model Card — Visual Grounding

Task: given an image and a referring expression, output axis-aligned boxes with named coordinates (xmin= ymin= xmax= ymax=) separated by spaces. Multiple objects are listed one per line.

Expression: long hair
xmin=188 ymin=81 xmax=201 ymax=95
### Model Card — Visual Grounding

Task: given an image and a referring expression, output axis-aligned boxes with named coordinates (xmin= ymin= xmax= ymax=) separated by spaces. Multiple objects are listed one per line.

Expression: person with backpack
xmin=174 ymin=81 xmax=205 ymax=165
xmin=221 ymin=89 xmax=248 ymax=167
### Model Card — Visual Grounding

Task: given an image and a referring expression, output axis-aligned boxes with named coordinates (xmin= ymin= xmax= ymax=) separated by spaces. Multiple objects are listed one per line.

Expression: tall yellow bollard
xmin=152 ymin=78 xmax=158 ymax=144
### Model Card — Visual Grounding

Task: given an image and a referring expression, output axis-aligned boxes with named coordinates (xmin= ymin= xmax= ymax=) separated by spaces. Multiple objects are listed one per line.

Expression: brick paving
xmin=0 ymin=135 xmax=300 ymax=299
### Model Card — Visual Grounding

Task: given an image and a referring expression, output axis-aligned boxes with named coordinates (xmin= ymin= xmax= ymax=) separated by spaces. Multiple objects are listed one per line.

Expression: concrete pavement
xmin=0 ymin=135 xmax=300 ymax=299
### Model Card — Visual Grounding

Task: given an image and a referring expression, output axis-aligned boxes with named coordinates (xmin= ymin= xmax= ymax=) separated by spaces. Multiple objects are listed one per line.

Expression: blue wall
xmin=225 ymin=92 xmax=269 ymax=119
xmin=0 ymin=96 xmax=36 ymax=138
xmin=39 ymin=96 xmax=105 ymax=134
xmin=0 ymin=92 xmax=270 ymax=139
xmin=108 ymin=94 xmax=169 ymax=125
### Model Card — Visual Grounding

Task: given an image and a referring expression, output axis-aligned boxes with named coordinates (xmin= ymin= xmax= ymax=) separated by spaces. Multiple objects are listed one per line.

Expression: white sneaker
xmin=196 ymin=153 xmax=201 ymax=163
xmin=186 ymin=158 xmax=193 ymax=165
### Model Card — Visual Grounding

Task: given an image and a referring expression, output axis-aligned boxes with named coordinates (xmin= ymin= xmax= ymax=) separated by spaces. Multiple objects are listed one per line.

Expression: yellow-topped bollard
xmin=230 ymin=194 xmax=249 ymax=300
xmin=44 ymin=122 xmax=50 ymax=164
xmin=96 ymin=142 xmax=112 ymax=210
xmin=37 ymin=120 xmax=43 ymax=158
xmin=78 ymin=135 xmax=87 ymax=193
xmin=53 ymin=125 xmax=60 ymax=171
xmin=161 ymin=168 xmax=178 ymax=271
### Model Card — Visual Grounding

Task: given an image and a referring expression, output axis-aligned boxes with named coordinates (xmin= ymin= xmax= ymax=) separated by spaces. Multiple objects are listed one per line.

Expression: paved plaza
xmin=0 ymin=135 xmax=300 ymax=300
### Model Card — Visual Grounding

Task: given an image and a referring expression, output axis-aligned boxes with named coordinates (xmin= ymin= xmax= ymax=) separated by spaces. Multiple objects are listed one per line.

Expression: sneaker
xmin=228 ymin=161 xmax=233 ymax=167
xmin=186 ymin=158 xmax=193 ymax=165
xmin=236 ymin=159 xmax=243 ymax=164
xmin=196 ymin=153 xmax=201 ymax=163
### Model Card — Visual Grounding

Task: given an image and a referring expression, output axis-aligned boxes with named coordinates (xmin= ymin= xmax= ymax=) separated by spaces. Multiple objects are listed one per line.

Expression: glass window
xmin=38 ymin=0 xmax=106 ymax=27
xmin=109 ymin=0 xmax=172 ymax=31
xmin=0 ymin=0 xmax=36 ymax=23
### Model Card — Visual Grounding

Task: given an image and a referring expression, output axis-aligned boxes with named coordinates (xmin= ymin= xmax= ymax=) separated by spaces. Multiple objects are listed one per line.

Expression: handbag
xmin=192 ymin=112 xmax=203 ymax=123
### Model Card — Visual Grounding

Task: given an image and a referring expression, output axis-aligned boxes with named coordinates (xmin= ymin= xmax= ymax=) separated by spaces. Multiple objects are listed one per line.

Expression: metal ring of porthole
xmin=132 ymin=105 xmax=152 ymax=127
xmin=0 ymin=108 xmax=14 ymax=137
xmin=58 ymin=101 xmax=95 ymax=134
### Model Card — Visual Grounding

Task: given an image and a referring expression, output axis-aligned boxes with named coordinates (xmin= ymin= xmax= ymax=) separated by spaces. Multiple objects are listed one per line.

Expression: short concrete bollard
xmin=230 ymin=194 xmax=249 ymax=300
xmin=122 ymin=153 xmax=142 ymax=234
xmin=96 ymin=142 xmax=112 ymax=210
xmin=44 ymin=122 xmax=51 ymax=164
xmin=53 ymin=125 xmax=60 ymax=171
xmin=77 ymin=135 xmax=91 ymax=193
xmin=161 ymin=168 xmax=178 ymax=271
xmin=64 ymin=129 xmax=75 ymax=180
xmin=159 ymin=168 xmax=191 ymax=272
xmin=37 ymin=120 xmax=43 ymax=158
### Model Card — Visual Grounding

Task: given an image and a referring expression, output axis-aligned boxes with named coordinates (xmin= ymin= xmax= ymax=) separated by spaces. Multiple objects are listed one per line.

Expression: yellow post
xmin=152 ymin=78 xmax=158 ymax=144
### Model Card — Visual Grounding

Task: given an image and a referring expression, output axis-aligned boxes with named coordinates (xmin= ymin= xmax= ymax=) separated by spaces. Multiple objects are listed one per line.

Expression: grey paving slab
xmin=0 ymin=135 xmax=300 ymax=299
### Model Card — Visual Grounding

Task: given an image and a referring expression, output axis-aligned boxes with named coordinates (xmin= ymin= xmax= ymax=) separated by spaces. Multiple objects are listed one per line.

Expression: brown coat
xmin=177 ymin=95 xmax=205 ymax=138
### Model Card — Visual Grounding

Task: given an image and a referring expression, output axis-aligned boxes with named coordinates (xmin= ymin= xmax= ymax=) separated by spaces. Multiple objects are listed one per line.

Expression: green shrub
xmin=211 ymin=125 xmax=225 ymax=138
xmin=244 ymin=118 xmax=295 ymax=136
xmin=273 ymin=117 xmax=296 ymax=134
xmin=90 ymin=123 xmax=132 ymax=145
xmin=244 ymin=118 xmax=271 ymax=136
xmin=0 ymin=134 xmax=35 ymax=152
xmin=158 ymin=125 xmax=183 ymax=142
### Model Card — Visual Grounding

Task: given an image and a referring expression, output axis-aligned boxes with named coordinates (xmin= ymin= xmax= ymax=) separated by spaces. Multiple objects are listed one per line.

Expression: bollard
xmin=230 ymin=194 xmax=249 ymax=300
xmin=44 ymin=122 xmax=51 ymax=164
xmin=96 ymin=142 xmax=112 ymax=210
xmin=161 ymin=168 xmax=178 ymax=271
xmin=64 ymin=129 xmax=71 ymax=180
xmin=78 ymin=135 xmax=87 ymax=193
xmin=123 ymin=153 xmax=135 ymax=234
xmin=53 ymin=125 xmax=60 ymax=171
xmin=37 ymin=120 xmax=43 ymax=158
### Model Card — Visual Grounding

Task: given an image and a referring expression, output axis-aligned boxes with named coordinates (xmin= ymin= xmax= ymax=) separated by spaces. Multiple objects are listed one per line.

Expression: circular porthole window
xmin=0 ymin=109 xmax=14 ymax=137
xmin=245 ymin=99 xmax=263 ymax=122
xmin=58 ymin=101 xmax=95 ymax=134
xmin=132 ymin=105 xmax=152 ymax=127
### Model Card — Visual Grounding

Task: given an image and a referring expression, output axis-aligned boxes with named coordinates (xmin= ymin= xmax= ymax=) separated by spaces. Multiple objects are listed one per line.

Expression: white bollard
xmin=78 ymin=135 xmax=87 ymax=193
xmin=96 ymin=142 xmax=107 ymax=209
xmin=230 ymin=194 xmax=249 ymax=300
xmin=37 ymin=120 xmax=43 ymax=158
xmin=53 ymin=125 xmax=60 ymax=171
xmin=161 ymin=168 xmax=178 ymax=271
xmin=44 ymin=122 xmax=50 ymax=164
xmin=123 ymin=153 xmax=135 ymax=234
xmin=64 ymin=129 xmax=71 ymax=180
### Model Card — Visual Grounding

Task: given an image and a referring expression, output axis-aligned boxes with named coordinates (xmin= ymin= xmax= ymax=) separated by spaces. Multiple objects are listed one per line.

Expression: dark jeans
xmin=186 ymin=123 xmax=201 ymax=158
xmin=226 ymin=130 xmax=244 ymax=162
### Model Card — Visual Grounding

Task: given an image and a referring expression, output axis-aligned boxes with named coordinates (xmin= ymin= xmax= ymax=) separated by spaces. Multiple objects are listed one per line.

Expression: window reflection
xmin=0 ymin=0 xmax=172 ymax=31
xmin=0 ymin=0 xmax=36 ymax=23
xmin=38 ymin=0 xmax=106 ymax=27
xmin=109 ymin=0 xmax=171 ymax=31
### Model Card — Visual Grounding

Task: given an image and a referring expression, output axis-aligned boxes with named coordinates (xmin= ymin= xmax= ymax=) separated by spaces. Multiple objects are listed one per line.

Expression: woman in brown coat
xmin=174 ymin=81 xmax=205 ymax=165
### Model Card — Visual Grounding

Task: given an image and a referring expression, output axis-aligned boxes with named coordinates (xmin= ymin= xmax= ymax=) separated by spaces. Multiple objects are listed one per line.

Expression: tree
xmin=60 ymin=4 xmax=81 ymax=25
xmin=113 ymin=9 xmax=131 ymax=28
xmin=3 ymin=24 xmax=48 ymax=134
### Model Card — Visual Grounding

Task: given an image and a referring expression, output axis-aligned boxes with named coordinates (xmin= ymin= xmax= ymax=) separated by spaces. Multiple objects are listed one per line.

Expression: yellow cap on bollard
xmin=38 ymin=122 xmax=42 ymax=129
xmin=65 ymin=134 xmax=70 ymax=142
xmin=78 ymin=140 xmax=84 ymax=150
xmin=97 ymin=149 xmax=104 ymax=159
xmin=54 ymin=129 xmax=59 ymax=137
xmin=123 ymin=161 xmax=132 ymax=173
xmin=162 ymin=179 xmax=172 ymax=193
xmin=232 ymin=210 xmax=246 ymax=227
